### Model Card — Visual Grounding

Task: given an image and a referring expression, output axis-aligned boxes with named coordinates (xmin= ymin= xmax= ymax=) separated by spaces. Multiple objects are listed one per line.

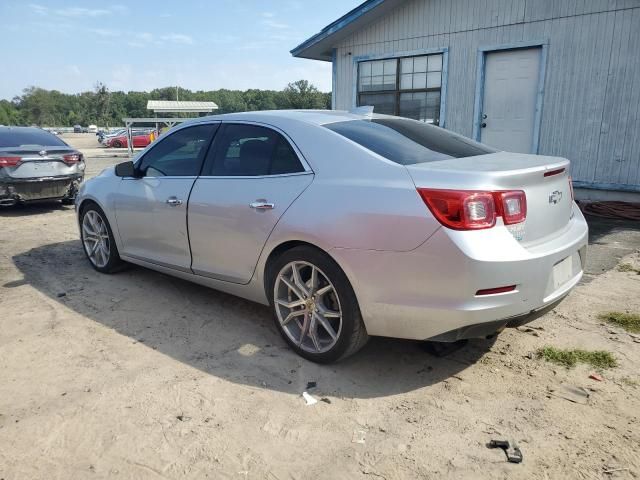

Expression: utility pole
xmin=176 ymin=85 xmax=179 ymax=101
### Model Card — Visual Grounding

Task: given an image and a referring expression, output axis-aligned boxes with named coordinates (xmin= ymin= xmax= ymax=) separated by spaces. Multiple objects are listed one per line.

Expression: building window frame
xmin=351 ymin=47 xmax=448 ymax=128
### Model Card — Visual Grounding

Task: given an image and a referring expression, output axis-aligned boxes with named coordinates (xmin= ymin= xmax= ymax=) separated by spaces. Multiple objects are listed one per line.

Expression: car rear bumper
xmin=0 ymin=175 xmax=83 ymax=204
xmin=331 ymin=203 xmax=588 ymax=341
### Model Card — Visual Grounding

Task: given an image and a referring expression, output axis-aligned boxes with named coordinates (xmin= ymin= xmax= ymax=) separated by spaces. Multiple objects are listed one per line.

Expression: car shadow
xmin=12 ymin=240 xmax=496 ymax=399
xmin=0 ymin=201 xmax=71 ymax=217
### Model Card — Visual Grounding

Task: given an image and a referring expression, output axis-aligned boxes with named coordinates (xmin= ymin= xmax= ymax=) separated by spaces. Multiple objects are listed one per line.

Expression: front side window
xmin=137 ymin=124 xmax=216 ymax=177
xmin=325 ymin=118 xmax=496 ymax=165
xmin=206 ymin=124 xmax=305 ymax=176
xmin=358 ymin=53 xmax=444 ymax=125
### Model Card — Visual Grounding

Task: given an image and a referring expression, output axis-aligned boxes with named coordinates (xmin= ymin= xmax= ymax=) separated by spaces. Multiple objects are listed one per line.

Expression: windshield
xmin=324 ymin=118 xmax=496 ymax=165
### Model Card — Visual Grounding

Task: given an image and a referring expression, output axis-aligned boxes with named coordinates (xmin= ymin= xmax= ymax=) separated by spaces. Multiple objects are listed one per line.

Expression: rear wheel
xmin=111 ymin=140 xmax=122 ymax=148
xmin=80 ymin=203 xmax=124 ymax=273
xmin=268 ymin=246 xmax=368 ymax=363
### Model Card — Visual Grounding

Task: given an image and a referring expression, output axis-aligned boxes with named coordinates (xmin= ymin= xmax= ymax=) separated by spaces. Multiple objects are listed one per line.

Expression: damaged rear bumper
xmin=0 ymin=175 xmax=83 ymax=205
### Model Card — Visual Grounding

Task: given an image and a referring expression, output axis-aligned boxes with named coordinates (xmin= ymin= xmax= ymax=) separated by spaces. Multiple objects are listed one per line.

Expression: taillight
xmin=417 ymin=188 xmax=527 ymax=231
xmin=568 ymin=176 xmax=574 ymax=201
xmin=0 ymin=156 xmax=22 ymax=167
xmin=495 ymin=191 xmax=527 ymax=225
xmin=63 ymin=153 xmax=83 ymax=165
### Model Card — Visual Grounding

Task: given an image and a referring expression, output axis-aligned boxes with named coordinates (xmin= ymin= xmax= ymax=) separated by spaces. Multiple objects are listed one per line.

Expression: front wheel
xmin=80 ymin=203 xmax=124 ymax=273
xmin=268 ymin=246 xmax=369 ymax=363
xmin=111 ymin=140 xmax=122 ymax=148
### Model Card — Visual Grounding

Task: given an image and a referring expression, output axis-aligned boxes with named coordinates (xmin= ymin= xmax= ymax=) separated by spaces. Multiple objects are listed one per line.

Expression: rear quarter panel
xmin=262 ymin=122 xmax=441 ymax=253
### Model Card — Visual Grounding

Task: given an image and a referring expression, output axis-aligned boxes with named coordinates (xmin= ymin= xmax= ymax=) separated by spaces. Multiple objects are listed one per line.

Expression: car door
xmin=188 ymin=122 xmax=314 ymax=284
xmin=114 ymin=122 xmax=218 ymax=271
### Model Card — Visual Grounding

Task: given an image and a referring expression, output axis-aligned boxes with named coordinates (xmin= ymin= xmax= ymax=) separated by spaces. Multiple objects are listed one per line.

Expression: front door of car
xmin=189 ymin=123 xmax=313 ymax=284
xmin=114 ymin=123 xmax=218 ymax=271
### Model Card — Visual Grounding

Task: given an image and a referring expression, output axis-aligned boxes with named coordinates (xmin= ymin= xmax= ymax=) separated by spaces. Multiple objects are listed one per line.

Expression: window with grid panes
xmin=357 ymin=53 xmax=443 ymax=125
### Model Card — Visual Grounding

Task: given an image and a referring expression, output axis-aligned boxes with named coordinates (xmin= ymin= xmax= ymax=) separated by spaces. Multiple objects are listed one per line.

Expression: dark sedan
xmin=0 ymin=127 xmax=85 ymax=206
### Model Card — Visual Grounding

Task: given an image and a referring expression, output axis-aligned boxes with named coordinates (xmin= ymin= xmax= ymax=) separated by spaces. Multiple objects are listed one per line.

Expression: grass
xmin=598 ymin=311 xmax=640 ymax=333
xmin=536 ymin=346 xmax=618 ymax=369
xmin=617 ymin=263 xmax=640 ymax=274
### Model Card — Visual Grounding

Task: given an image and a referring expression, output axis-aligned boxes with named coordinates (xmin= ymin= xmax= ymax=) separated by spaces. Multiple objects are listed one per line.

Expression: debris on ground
xmin=56 ymin=292 xmax=66 ymax=298
xmin=547 ymin=384 xmax=590 ymax=404
xmin=487 ymin=439 xmax=523 ymax=464
xmin=589 ymin=373 xmax=604 ymax=382
xmin=306 ymin=381 xmax=317 ymax=390
xmin=302 ymin=391 xmax=317 ymax=406
xmin=320 ymin=397 xmax=331 ymax=404
xmin=351 ymin=429 xmax=366 ymax=444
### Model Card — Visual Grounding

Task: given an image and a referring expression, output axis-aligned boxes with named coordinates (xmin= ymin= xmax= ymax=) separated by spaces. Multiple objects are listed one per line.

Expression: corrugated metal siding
xmin=332 ymin=0 xmax=640 ymax=188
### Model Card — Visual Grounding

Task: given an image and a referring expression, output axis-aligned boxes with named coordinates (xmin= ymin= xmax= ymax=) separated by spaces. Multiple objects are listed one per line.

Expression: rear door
xmin=189 ymin=123 xmax=313 ymax=284
xmin=114 ymin=123 xmax=218 ymax=271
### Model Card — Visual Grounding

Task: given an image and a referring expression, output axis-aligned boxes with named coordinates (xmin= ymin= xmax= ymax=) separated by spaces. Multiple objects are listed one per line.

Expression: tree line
xmin=0 ymin=80 xmax=331 ymax=127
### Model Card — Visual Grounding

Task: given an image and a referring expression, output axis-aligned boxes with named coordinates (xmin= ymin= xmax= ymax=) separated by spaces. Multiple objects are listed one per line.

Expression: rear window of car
xmin=0 ymin=128 xmax=68 ymax=148
xmin=324 ymin=118 xmax=496 ymax=165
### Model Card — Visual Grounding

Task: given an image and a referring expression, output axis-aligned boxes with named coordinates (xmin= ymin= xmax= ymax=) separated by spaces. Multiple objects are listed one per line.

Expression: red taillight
xmin=63 ymin=153 xmax=83 ymax=165
xmin=476 ymin=285 xmax=516 ymax=296
xmin=495 ymin=191 xmax=527 ymax=225
xmin=417 ymin=188 xmax=527 ymax=231
xmin=0 ymin=156 xmax=22 ymax=167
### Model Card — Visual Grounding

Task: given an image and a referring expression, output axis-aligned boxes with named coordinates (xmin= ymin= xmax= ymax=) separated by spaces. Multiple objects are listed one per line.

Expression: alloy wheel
xmin=82 ymin=210 xmax=111 ymax=268
xmin=274 ymin=261 xmax=343 ymax=354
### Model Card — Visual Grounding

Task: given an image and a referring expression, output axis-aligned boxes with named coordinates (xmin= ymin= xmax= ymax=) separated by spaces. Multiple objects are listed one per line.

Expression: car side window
xmin=206 ymin=124 xmax=305 ymax=176
xmin=137 ymin=124 xmax=216 ymax=177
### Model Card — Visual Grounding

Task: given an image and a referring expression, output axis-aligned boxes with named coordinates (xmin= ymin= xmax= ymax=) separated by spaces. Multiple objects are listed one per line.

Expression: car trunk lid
xmin=405 ymin=151 xmax=573 ymax=244
xmin=0 ymin=147 xmax=81 ymax=179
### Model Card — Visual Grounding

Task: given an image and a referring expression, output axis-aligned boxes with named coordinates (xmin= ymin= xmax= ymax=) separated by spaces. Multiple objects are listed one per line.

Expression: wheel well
xmin=77 ymin=199 xmax=99 ymax=222
xmin=263 ymin=240 xmax=327 ymax=287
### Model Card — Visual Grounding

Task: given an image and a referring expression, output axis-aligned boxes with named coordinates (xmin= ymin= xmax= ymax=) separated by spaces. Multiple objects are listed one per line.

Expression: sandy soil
xmin=0 ymin=140 xmax=639 ymax=479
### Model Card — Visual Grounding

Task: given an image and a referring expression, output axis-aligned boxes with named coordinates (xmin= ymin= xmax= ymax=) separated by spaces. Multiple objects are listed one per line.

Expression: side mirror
xmin=115 ymin=160 xmax=137 ymax=177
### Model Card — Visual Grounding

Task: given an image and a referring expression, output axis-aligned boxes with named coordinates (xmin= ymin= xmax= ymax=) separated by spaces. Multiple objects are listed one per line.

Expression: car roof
xmin=0 ymin=126 xmax=51 ymax=133
xmin=184 ymin=109 xmax=375 ymax=128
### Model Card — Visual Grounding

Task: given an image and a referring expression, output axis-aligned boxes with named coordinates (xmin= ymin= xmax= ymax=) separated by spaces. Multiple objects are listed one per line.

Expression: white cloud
xmin=136 ymin=32 xmax=154 ymax=42
xmin=88 ymin=28 xmax=120 ymax=37
xmin=54 ymin=7 xmax=111 ymax=17
xmin=262 ymin=19 xmax=290 ymax=29
xmin=28 ymin=4 xmax=48 ymax=15
xmin=161 ymin=33 xmax=194 ymax=45
xmin=261 ymin=12 xmax=275 ymax=18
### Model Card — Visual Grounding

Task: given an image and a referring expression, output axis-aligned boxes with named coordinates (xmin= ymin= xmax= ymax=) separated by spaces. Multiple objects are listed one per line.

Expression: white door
xmin=480 ymin=47 xmax=541 ymax=153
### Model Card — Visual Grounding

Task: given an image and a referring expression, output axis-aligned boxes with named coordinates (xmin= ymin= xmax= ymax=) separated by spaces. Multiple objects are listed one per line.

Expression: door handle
xmin=250 ymin=201 xmax=274 ymax=210
xmin=166 ymin=196 xmax=183 ymax=206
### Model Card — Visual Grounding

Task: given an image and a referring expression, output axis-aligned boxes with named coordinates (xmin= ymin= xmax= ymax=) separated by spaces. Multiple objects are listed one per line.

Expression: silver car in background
xmin=0 ymin=127 xmax=85 ymax=206
xmin=76 ymin=110 xmax=588 ymax=363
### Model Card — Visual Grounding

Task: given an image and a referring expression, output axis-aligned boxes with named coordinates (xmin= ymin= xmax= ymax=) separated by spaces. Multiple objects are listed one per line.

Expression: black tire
xmin=61 ymin=197 xmax=75 ymax=205
xmin=267 ymin=246 xmax=369 ymax=363
xmin=79 ymin=202 xmax=125 ymax=273
xmin=112 ymin=140 xmax=122 ymax=148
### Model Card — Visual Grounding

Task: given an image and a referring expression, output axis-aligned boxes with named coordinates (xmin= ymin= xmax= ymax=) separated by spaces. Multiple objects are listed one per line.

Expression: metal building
xmin=292 ymin=0 xmax=640 ymax=198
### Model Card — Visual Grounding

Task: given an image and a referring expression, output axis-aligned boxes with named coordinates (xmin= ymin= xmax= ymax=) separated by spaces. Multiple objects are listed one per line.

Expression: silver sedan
xmin=76 ymin=110 xmax=588 ymax=363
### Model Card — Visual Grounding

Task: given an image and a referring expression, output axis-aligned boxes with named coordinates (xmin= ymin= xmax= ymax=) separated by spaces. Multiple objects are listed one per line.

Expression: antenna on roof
xmin=349 ymin=105 xmax=374 ymax=117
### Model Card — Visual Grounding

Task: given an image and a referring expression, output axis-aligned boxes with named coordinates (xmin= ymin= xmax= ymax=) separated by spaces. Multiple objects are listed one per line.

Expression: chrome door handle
xmin=250 ymin=201 xmax=274 ymax=210
xmin=166 ymin=197 xmax=183 ymax=206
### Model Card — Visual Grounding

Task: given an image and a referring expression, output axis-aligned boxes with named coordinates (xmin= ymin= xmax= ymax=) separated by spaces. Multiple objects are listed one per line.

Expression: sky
xmin=0 ymin=0 xmax=363 ymax=100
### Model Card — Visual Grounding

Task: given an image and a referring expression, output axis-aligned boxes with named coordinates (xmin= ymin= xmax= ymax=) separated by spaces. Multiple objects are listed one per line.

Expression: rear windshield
xmin=0 ymin=128 xmax=68 ymax=148
xmin=324 ymin=118 xmax=496 ymax=165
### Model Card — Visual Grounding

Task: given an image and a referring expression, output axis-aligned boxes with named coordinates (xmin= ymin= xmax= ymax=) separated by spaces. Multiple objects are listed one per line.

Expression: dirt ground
xmin=1 ymin=135 xmax=639 ymax=479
